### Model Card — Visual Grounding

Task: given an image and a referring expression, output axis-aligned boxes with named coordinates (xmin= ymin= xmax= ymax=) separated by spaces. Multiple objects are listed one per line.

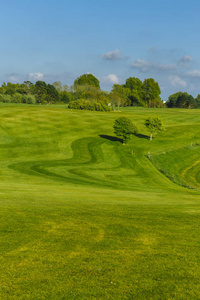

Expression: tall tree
xmin=46 ymin=84 xmax=59 ymax=102
xmin=34 ymin=81 xmax=59 ymax=104
xmin=142 ymin=78 xmax=161 ymax=106
xmin=52 ymin=81 xmax=63 ymax=92
xmin=74 ymin=74 xmax=100 ymax=89
xmin=110 ymin=84 xmax=131 ymax=108
xmin=124 ymin=77 xmax=144 ymax=105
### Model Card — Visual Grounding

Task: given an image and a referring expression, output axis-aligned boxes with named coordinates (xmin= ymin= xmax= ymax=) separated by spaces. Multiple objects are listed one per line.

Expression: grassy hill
xmin=1 ymin=104 xmax=200 ymax=299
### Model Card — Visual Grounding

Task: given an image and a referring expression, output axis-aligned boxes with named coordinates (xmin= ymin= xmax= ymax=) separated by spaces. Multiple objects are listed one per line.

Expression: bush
xmin=68 ymin=99 xmax=111 ymax=111
xmin=0 ymin=94 xmax=12 ymax=103
xmin=0 ymin=93 xmax=36 ymax=104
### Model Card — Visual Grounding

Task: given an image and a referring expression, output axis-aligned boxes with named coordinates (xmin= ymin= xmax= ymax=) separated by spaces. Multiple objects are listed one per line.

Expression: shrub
xmin=68 ymin=99 xmax=111 ymax=111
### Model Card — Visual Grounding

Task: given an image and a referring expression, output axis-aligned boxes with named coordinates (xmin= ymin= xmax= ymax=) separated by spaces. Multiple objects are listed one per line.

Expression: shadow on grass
xmin=99 ymin=135 xmax=123 ymax=143
xmin=135 ymin=133 xmax=150 ymax=140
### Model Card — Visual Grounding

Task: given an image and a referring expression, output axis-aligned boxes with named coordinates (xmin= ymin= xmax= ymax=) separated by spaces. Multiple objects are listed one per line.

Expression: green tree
xmin=46 ymin=84 xmax=59 ymax=103
xmin=34 ymin=81 xmax=59 ymax=104
xmin=195 ymin=94 xmax=200 ymax=108
xmin=23 ymin=81 xmax=34 ymax=94
xmin=124 ymin=77 xmax=144 ymax=106
xmin=176 ymin=93 xmax=195 ymax=108
xmin=113 ymin=117 xmax=138 ymax=144
xmin=24 ymin=81 xmax=33 ymax=89
xmin=52 ymin=81 xmax=63 ymax=92
xmin=144 ymin=117 xmax=165 ymax=141
xmin=166 ymin=92 xmax=195 ymax=108
xmin=110 ymin=84 xmax=131 ymax=108
xmin=142 ymin=78 xmax=161 ymax=106
xmin=125 ymin=77 xmax=143 ymax=91
xmin=166 ymin=92 xmax=183 ymax=108
xmin=34 ymin=81 xmax=47 ymax=95
xmin=74 ymin=74 xmax=100 ymax=89
xmin=60 ymin=91 xmax=71 ymax=103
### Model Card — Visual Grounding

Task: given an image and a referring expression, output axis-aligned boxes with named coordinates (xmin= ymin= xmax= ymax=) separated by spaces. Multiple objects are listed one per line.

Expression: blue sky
xmin=1 ymin=0 xmax=200 ymax=99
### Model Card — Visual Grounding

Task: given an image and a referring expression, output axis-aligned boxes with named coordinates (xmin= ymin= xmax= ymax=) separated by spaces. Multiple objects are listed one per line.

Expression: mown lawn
xmin=1 ymin=104 xmax=200 ymax=299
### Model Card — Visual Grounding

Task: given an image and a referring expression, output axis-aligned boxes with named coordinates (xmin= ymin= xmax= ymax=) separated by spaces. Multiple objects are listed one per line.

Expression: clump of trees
xmin=67 ymin=74 xmax=164 ymax=111
xmin=166 ymin=92 xmax=200 ymax=108
xmin=110 ymin=77 xmax=163 ymax=109
xmin=69 ymin=74 xmax=111 ymax=111
xmin=0 ymin=81 xmax=61 ymax=105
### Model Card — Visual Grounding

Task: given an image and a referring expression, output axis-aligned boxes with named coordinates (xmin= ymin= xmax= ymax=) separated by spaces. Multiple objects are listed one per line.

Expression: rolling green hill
xmin=1 ymin=104 xmax=200 ymax=299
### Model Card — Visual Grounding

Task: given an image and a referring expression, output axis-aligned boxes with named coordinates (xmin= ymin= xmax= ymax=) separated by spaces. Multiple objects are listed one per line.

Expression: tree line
xmin=0 ymin=81 xmax=60 ymax=105
xmin=0 ymin=73 xmax=199 ymax=109
xmin=0 ymin=74 xmax=162 ymax=108
xmin=165 ymin=92 xmax=200 ymax=108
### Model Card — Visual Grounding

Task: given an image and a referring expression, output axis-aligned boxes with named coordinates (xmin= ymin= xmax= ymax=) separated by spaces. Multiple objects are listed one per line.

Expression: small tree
xmin=113 ymin=117 xmax=138 ymax=144
xmin=144 ymin=116 xmax=165 ymax=141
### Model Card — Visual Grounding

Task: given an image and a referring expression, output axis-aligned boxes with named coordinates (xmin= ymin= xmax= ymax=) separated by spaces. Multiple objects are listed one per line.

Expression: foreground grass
xmin=1 ymin=105 xmax=200 ymax=299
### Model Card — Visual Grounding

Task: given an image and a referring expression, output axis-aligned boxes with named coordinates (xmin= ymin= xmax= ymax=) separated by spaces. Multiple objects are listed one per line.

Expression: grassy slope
xmin=1 ymin=105 xmax=200 ymax=299
xmin=150 ymin=145 xmax=200 ymax=189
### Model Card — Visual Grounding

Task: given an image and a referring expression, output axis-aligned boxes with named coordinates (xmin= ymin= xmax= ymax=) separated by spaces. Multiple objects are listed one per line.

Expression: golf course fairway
xmin=1 ymin=104 xmax=200 ymax=299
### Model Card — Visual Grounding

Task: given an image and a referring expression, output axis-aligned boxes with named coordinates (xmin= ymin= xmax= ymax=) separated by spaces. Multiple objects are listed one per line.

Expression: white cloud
xmin=5 ymin=72 xmax=27 ymax=83
xmin=185 ymin=70 xmax=200 ymax=77
xmin=157 ymin=64 xmax=177 ymax=71
xmin=169 ymin=75 xmax=187 ymax=87
xmin=102 ymin=49 xmax=123 ymax=61
xmin=131 ymin=59 xmax=177 ymax=72
xmin=178 ymin=55 xmax=192 ymax=65
xmin=29 ymin=72 xmax=44 ymax=81
xmin=100 ymin=74 xmax=120 ymax=84
xmin=8 ymin=74 xmax=20 ymax=83
xmin=9 ymin=77 xmax=18 ymax=83
xmin=131 ymin=59 xmax=148 ymax=71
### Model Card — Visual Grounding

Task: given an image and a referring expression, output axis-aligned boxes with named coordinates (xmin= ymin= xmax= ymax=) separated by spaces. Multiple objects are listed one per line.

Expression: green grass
xmin=150 ymin=144 xmax=200 ymax=189
xmin=1 ymin=105 xmax=200 ymax=299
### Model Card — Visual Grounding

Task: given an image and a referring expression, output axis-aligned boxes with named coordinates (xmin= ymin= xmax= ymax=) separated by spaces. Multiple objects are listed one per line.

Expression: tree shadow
xmin=99 ymin=135 xmax=123 ymax=143
xmin=135 ymin=133 xmax=150 ymax=140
